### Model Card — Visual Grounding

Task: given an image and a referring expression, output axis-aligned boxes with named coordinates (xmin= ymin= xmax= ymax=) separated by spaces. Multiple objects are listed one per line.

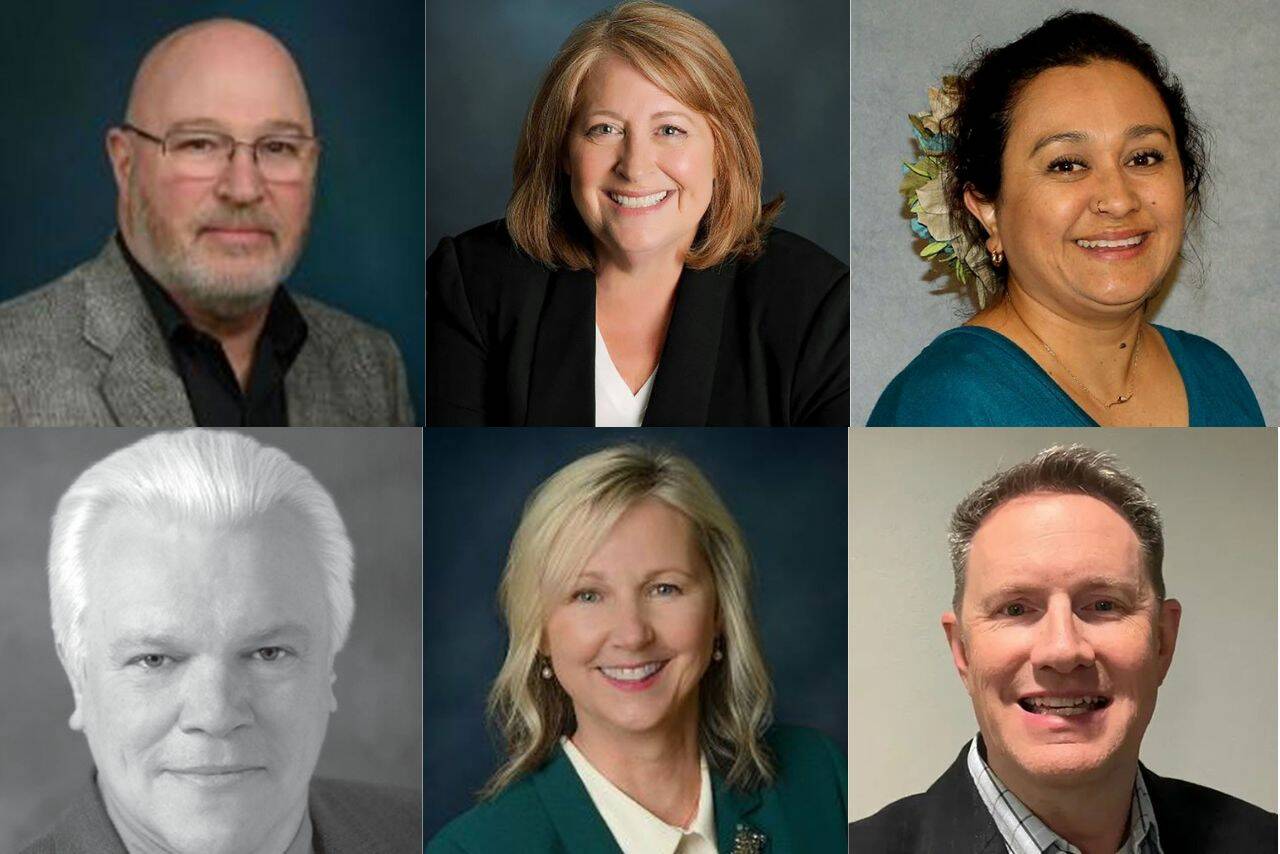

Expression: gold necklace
xmin=1006 ymin=299 xmax=1142 ymax=409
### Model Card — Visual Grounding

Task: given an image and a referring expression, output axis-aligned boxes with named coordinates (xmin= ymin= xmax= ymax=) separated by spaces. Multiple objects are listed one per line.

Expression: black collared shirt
xmin=117 ymin=234 xmax=308 ymax=426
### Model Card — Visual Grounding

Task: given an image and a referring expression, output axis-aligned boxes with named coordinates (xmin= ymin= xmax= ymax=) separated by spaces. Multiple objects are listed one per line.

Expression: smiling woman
xmin=426 ymin=445 xmax=847 ymax=853
xmin=868 ymin=12 xmax=1264 ymax=427
xmin=426 ymin=1 xmax=849 ymax=426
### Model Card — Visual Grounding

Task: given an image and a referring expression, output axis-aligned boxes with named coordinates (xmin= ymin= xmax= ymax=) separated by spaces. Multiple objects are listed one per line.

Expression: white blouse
xmin=594 ymin=325 xmax=656 ymax=427
xmin=561 ymin=737 xmax=718 ymax=854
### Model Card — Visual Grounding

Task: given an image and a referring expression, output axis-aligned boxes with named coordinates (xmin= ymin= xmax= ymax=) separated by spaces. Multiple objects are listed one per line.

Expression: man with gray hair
xmin=0 ymin=18 xmax=413 ymax=426
xmin=21 ymin=430 xmax=418 ymax=853
xmin=850 ymin=445 xmax=1274 ymax=852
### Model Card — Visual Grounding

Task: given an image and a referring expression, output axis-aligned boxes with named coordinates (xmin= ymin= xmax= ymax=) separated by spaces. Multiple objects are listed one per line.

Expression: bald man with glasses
xmin=0 ymin=19 xmax=413 ymax=426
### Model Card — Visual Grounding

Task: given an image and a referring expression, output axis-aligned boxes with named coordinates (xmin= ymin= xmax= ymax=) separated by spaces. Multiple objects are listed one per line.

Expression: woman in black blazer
xmin=426 ymin=1 xmax=848 ymax=426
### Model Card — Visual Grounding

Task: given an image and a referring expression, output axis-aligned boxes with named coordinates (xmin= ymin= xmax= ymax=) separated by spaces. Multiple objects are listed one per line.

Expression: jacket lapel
xmin=643 ymin=262 xmax=732 ymax=426
xmin=932 ymin=742 xmax=1009 ymax=853
xmin=82 ymin=240 xmax=193 ymax=426
xmin=532 ymin=746 xmax=625 ymax=853
xmin=525 ymin=267 xmax=594 ymax=425
xmin=713 ymin=772 xmax=764 ymax=851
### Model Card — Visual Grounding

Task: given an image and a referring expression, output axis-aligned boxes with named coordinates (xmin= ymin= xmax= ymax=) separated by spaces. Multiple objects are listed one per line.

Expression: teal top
xmin=868 ymin=325 xmax=1264 ymax=426
xmin=427 ymin=726 xmax=847 ymax=853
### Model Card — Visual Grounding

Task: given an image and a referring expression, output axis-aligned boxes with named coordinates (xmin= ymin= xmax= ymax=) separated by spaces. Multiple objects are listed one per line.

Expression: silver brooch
xmin=730 ymin=823 xmax=767 ymax=854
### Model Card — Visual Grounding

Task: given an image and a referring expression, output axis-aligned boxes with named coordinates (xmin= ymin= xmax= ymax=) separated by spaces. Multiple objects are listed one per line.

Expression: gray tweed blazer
xmin=20 ymin=775 xmax=422 ymax=853
xmin=0 ymin=238 xmax=415 ymax=425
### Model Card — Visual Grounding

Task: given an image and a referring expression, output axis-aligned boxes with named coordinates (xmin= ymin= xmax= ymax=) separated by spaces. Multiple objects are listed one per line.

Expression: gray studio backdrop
xmin=1 ymin=429 xmax=422 ymax=851
xmin=851 ymin=0 xmax=1280 ymax=423
xmin=848 ymin=428 xmax=1277 ymax=821
xmin=426 ymin=0 xmax=849 ymax=264
xmin=0 ymin=1 xmax=424 ymax=421
xmin=424 ymin=428 xmax=848 ymax=839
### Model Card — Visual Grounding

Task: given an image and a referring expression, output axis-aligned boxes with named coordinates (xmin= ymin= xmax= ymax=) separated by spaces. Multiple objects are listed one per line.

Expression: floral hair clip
xmin=900 ymin=76 xmax=999 ymax=307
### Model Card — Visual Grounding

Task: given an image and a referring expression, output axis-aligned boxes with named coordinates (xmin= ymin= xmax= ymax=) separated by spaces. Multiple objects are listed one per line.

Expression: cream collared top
xmin=561 ymin=737 xmax=719 ymax=854
xmin=594 ymin=325 xmax=656 ymax=427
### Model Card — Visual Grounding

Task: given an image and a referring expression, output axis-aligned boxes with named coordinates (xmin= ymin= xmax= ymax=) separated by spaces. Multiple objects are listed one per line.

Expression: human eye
xmin=649 ymin=582 xmax=682 ymax=597
xmin=586 ymin=123 xmax=621 ymax=139
xmin=656 ymin=124 xmax=687 ymax=138
xmin=572 ymin=589 xmax=602 ymax=604
xmin=1083 ymin=598 xmax=1123 ymax=615
xmin=170 ymin=132 xmax=224 ymax=154
xmin=129 ymin=652 xmax=173 ymax=671
xmin=258 ymin=137 xmax=302 ymax=158
xmin=997 ymin=602 xmax=1031 ymax=618
xmin=251 ymin=646 xmax=291 ymax=662
xmin=1046 ymin=155 xmax=1087 ymax=174
xmin=1128 ymin=148 xmax=1165 ymax=168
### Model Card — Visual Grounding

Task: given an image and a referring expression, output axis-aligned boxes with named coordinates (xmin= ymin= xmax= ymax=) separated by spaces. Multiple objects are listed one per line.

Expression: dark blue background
xmin=426 ymin=0 xmax=850 ymax=264
xmin=0 ymin=1 xmax=423 ymax=421
xmin=424 ymin=428 xmax=848 ymax=838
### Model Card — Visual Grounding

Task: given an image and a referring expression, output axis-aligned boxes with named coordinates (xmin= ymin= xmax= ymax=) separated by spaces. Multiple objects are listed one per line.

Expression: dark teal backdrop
xmin=0 ymin=1 xmax=423 ymax=422
xmin=426 ymin=0 xmax=850 ymax=264
xmin=424 ymin=428 xmax=848 ymax=839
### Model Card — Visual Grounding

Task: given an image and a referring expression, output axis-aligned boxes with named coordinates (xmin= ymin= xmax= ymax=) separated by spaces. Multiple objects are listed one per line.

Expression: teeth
xmin=600 ymin=662 xmax=662 ymax=681
xmin=609 ymin=191 xmax=669 ymax=209
xmin=1023 ymin=696 xmax=1107 ymax=715
xmin=1076 ymin=235 xmax=1145 ymax=249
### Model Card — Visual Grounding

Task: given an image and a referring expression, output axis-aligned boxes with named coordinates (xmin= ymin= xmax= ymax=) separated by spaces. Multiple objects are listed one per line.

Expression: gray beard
xmin=127 ymin=186 xmax=305 ymax=322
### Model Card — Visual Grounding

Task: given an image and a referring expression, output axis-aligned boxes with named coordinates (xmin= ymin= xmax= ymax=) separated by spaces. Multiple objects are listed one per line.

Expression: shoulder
xmin=1143 ymin=768 xmax=1276 ymax=847
xmin=1156 ymin=325 xmax=1254 ymax=381
xmin=1155 ymin=325 xmax=1264 ymax=425
xmin=428 ymin=220 xmax=553 ymax=296
xmin=427 ymin=774 xmax=559 ymax=853
xmin=867 ymin=327 xmax=1027 ymax=425
xmin=848 ymin=788 xmax=934 ymax=849
xmin=0 ymin=260 xmax=93 ymax=344
xmin=764 ymin=724 xmax=845 ymax=771
xmin=309 ymin=777 xmax=421 ymax=850
xmin=732 ymin=228 xmax=848 ymax=306
xmin=291 ymin=293 xmax=406 ymax=373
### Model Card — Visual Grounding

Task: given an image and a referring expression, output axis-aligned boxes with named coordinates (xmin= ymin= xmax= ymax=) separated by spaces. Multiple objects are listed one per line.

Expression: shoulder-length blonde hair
xmin=507 ymin=1 xmax=783 ymax=271
xmin=481 ymin=444 xmax=775 ymax=797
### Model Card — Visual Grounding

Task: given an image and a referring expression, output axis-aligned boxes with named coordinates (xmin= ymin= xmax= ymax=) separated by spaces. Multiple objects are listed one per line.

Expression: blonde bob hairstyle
xmin=506 ymin=1 xmax=783 ymax=271
xmin=482 ymin=444 xmax=775 ymax=797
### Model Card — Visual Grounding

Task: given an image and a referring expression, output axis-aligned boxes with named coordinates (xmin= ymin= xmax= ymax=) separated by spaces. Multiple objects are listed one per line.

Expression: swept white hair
xmin=49 ymin=430 xmax=355 ymax=672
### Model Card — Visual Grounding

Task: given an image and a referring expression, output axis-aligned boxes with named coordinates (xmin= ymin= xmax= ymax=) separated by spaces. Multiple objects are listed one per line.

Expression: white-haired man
xmin=22 ymin=430 xmax=419 ymax=853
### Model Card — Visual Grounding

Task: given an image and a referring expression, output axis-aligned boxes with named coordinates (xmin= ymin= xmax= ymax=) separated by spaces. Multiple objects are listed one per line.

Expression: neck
xmin=594 ymin=243 xmax=686 ymax=291
xmin=102 ymin=776 xmax=307 ymax=854
xmin=570 ymin=709 xmax=702 ymax=828
xmin=987 ymin=748 xmax=1136 ymax=854
xmin=166 ymin=288 xmax=270 ymax=391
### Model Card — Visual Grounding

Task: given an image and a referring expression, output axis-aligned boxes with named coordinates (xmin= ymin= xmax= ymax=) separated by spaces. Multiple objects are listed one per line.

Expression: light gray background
xmin=426 ymin=0 xmax=849 ymax=264
xmin=851 ymin=1 xmax=1279 ymax=424
xmin=0 ymin=429 xmax=422 ymax=850
xmin=848 ymin=428 xmax=1277 ymax=821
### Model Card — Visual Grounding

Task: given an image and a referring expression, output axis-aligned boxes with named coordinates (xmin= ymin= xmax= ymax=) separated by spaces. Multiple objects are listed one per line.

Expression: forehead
xmin=576 ymin=53 xmax=698 ymax=117
xmin=1007 ymin=59 xmax=1173 ymax=146
xmin=81 ymin=504 xmax=329 ymax=648
xmin=965 ymin=492 xmax=1144 ymax=594
xmin=577 ymin=498 xmax=707 ymax=580
xmin=130 ymin=22 xmax=312 ymax=131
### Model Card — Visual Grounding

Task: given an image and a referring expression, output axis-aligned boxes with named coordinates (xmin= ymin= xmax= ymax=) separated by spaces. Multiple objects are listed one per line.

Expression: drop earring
xmin=540 ymin=656 xmax=553 ymax=680
xmin=713 ymin=641 xmax=724 ymax=662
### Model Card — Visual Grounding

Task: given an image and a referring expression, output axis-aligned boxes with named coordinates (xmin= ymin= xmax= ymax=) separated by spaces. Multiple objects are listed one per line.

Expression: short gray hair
xmin=49 ymin=430 xmax=354 ymax=671
xmin=949 ymin=445 xmax=1164 ymax=608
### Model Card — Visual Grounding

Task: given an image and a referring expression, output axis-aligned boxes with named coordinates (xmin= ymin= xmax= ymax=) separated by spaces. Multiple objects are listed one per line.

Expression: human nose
xmin=1029 ymin=600 xmax=1095 ymax=673
xmin=214 ymin=142 xmax=266 ymax=205
xmin=608 ymin=595 xmax=656 ymax=649
xmin=1091 ymin=162 xmax=1141 ymax=218
xmin=613 ymin=132 xmax=655 ymax=183
xmin=177 ymin=660 xmax=253 ymax=737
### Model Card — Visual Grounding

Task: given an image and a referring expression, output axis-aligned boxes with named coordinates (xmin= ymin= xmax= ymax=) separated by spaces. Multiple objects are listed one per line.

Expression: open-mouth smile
xmin=1018 ymin=695 xmax=1111 ymax=717
xmin=597 ymin=660 xmax=667 ymax=690
xmin=605 ymin=190 xmax=671 ymax=210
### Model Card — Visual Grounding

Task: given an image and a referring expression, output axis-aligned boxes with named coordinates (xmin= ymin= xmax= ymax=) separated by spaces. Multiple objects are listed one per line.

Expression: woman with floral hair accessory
xmin=869 ymin=11 xmax=1263 ymax=427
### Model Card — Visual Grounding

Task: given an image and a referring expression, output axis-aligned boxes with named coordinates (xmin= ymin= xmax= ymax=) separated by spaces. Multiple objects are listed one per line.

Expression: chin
xmin=1010 ymin=741 xmax=1119 ymax=783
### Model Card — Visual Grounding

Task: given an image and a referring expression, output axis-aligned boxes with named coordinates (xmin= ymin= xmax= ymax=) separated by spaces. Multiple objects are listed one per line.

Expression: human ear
xmin=56 ymin=642 xmax=86 ymax=731
xmin=105 ymin=128 xmax=134 ymax=195
xmin=328 ymin=669 xmax=338 ymax=713
xmin=963 ymin=186 xmax=1001 ymax=254
xmin=942 ymin=611 xmax=972 ymax=692
xmin=1155 ymin=598 xmax=1182 ymax=683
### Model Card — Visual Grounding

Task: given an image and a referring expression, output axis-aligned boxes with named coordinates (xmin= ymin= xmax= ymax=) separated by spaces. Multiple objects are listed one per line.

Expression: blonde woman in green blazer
xmin=428 ymin=445 xmax=847 ymax=853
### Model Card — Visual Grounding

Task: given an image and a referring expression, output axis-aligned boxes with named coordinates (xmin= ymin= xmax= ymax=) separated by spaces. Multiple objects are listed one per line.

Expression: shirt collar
xmin=561 ymin=736 xmax=716 ymax=854
xmin=283 ymin=810 xmax=313 ymax=854
xmin=967 ymin=736 xmax=1163 ymax=854
xmin=115 ymin=231 xmax=308 ymax=363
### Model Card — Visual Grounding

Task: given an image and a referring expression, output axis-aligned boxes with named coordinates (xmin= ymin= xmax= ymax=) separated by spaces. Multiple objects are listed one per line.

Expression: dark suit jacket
xmin=849 ymin=744 xmax=1277 ymax=853
xmin=0 ymin=238 xmax=415 ymax=426
xmin=426 ymin=220 xmax=849 ymax=425
xmin=20 ymin=775 xmax=421 ymax=853
xmin=427 ymin=726 xmax=847 ymax=853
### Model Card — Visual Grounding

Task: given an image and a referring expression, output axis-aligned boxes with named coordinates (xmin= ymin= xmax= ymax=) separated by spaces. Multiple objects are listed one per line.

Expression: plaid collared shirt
xmin=967 ymin=738 xmax=1163 ymax=854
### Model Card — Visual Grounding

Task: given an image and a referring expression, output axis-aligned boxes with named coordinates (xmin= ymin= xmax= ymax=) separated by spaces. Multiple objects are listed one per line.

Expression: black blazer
xmin=426 ymin=220 xmax=848 ymax=425
xmin=848 ymin=743 xmax=1276 ymax=853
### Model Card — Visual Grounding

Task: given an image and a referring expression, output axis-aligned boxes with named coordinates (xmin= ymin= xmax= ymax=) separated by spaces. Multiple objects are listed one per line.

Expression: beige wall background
xmin=848 ymin=428 xmax=1277 ymax=821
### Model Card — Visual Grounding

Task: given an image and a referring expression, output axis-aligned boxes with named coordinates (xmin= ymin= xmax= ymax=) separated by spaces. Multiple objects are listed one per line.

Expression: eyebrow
xmin=582 ymin=110 xmax=696 ymax=124
xmin=1029 ymin=124 xmax=1173 ymax=157
xmin=976 ymin=575 xmax=1141 ymax=607
xmin=575 ymin=567 xmax=697 ymax=584
xmin=166 ymin=118 xmax=312 ymax=136
xmin=107 ymin=622 xmax=313 ymax=657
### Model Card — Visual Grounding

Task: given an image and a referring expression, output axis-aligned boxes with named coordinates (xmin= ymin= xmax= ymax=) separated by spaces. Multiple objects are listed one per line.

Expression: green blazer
xmin=428 ymin=726 xmax=847 ymax=853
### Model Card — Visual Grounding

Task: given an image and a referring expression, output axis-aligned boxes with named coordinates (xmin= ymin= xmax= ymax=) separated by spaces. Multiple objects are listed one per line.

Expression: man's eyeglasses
xmin=120 ymin=123 xmax=319 ymax=183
